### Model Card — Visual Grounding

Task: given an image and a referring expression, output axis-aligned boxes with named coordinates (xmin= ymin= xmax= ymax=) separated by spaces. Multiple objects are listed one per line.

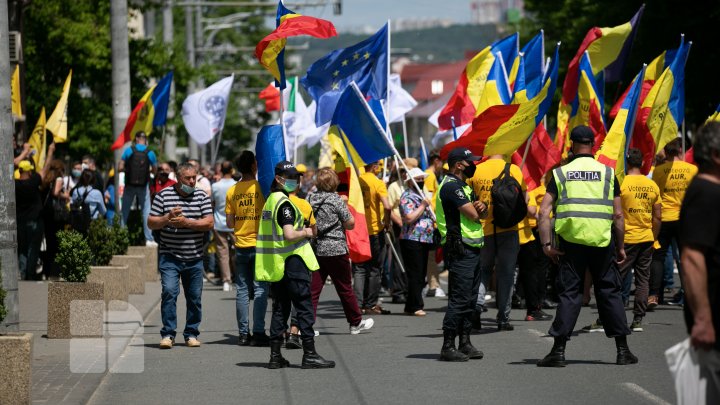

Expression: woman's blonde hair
xmin=315 ymin=167 xmax=340 ymax=192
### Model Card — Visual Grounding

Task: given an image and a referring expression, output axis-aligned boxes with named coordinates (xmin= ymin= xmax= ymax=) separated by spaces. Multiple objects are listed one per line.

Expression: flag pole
xmin=402 ymin=116 xmax=409 ymax=158
xmin=279 ymin=83 xmax=289 ymax=160
xmin=211 ymin=128 xmax=223 ymax=163
xmin=520 ymin=131 xmax=533 ymax=171
xmin=623 ymin=64 xmax=646 ymax=174
xmin=386 ymin=19 xmax=393 ymax=148
xmin=419 ymin=136 xmax=428 ymax=167
xmin=451 ymin=116 xmax=458 ymax=140
xmin=681 ymin=39 xmax=692 ymax=158
xmin=351 ymin=81 xmax=435 ymax=219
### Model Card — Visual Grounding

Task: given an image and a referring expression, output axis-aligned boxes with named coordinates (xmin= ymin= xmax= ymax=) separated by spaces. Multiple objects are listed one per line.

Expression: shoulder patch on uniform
xmin=455 ymin=189 xmax=466 ymax=199
xmin=283 ymin=207 xmax=292 ymax=219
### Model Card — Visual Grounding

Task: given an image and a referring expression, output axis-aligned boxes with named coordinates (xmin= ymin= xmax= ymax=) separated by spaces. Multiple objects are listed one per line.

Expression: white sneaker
xmin=350 ymin=318 xmax=374 ymax=335
xmin=222 ymin=282 xmax=231 ymax=292
xmin=435 ymin=287 xmax=446 ymax=297
xmin=145 ymin=240 xmax=158 ymax=247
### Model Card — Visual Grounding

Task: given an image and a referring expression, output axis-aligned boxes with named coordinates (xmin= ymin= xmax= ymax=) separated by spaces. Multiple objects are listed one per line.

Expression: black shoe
xmin=471 ymin=310 xmax=483 ymax=331
xmin=238 ymin=333 xmax=251 ymax=346
xmin=285 ymin=334 xmax=302 ymax=350
xmin=616 ymin=347 xmax=639 ymax=365
xmin=251 ymin=332 xmax=270 ymax=347
xmin=497 ymin=322 xmax=514 ymax=331
xmin=301 ymin=341 xmax=335 ymax=369
xmin=537 ymin=337 xmax=567 ymax=367
xmin=458 ymin=332 xmax=484 ymax=359
xmin=439 ymin=330 xmax=469 ymax=362
xmin=391 ymin=296 xmax=407 ymax=304
xmin=268 ymin=341 xmax=290 ymax=369
xmin=426 ymin=289 xmax=437 ymax=297
xmin=542 ymin=299 xmax=558 ymax=309
xmin=525 ymin=310 xmax=553 ymax=321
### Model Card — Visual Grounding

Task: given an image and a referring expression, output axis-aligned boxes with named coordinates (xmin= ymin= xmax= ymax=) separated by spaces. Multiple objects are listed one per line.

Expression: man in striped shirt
xmin=149 ymin=162 xmax=214 ymax=349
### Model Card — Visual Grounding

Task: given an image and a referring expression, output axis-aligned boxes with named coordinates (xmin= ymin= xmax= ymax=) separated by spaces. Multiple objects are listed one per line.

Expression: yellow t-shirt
xmin=621 ymin=174 xmax=660 ymax=244
xmin=652 ymin=160 xmax=697 ymax=222
xmin=289 ymin=194 xmax=316 ymax=226
xmin=387 ymin=180 xmax=404 ymax=220
xmin=225 ymin=180 xmax=265 ymax=248
xmin=518 ymin=188 xmax=538 ymax=245
xmin=359 ymin=171 xmax=388 ymax=235
xmin=468 ymin=159 xmax=527 ymax=235
xmin=424 ymin=169 xmax=438 ymax=210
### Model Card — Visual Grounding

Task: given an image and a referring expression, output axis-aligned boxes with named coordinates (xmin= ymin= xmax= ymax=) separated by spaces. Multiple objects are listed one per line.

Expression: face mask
xmin=462 ymin=163 xmax=476 ymax=178
xmin=158 ymin=172 xmax=169 ymax=181
xmin=180 ymin=183 xmax=195 ymax=195
xmin=81 ymin=163 xmax=89 ymax=171
xmin=282 ymin=179 xmax=298 ymax=193
xmin=415 ymin=181 xmax=425 ymax=190
xmin=72 ymin=169 xmax=82 ymax=178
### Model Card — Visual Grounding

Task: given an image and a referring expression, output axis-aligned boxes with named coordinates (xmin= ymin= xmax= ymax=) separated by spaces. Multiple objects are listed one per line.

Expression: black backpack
xmin=490 ymin=163 xmax=527 ymax=228
xmin=70 ymin=186 xmax=93 ymax=234
xmin=125 ymin=145 xmax=150 ymax=186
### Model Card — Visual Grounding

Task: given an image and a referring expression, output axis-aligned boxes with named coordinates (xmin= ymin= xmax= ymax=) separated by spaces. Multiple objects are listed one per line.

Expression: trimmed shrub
xmin=56 ymin=230 xmax=92 ymax=282
xmin=87 ymin=219 xmax=114 ymax=266
xmin=110 ymin=216 xmax=129 ymax=256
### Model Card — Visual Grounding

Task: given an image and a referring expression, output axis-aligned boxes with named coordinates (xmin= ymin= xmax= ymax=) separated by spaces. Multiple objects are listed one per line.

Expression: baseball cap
xmin=18 ymin=160 xmax=33 ymax=172
xmin=405 ymin=167 xmax=428 ymax=181
xmin=274 ymin=161 xmax=299 ymax=177
xmin=447 ymin=147 xmax=481 ymax=165
xmin=570 ymin=125 xmax=594 ymax=144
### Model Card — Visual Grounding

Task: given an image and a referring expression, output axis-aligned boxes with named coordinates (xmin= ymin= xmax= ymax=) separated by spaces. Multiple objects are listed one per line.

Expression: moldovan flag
xmin=510 ymin=123 xmax=560 ymax=191
xmin=182 ymin=75 xmax=234 ymax=145
xmin=632 ymin=37 xmax=690 ymax=173
xmin=47 ymin=70 xmax=72 ymax=143
xmin=255 ymin=1 xmax=337 ymax=89
xmin=28 ymin=107 xmax=47 ymax=172
xmin=596 ymin=65 xmax=646 ymax=182
xmin=440 ymin=43 xmax=559 ymax=159
xmin=438 ymin=32 xmax=518 ymax=130
xmin=11 ymin=65 xmax=22 ymax=118
xmin=111 ymin=72 xmax=174 ymax=150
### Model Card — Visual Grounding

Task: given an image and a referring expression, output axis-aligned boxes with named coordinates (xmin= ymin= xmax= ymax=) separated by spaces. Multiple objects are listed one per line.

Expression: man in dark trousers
xmin=436 ymin=147 xmax=487 ymax=362
xmin=537 ymin=125 xmax=637 ymax=367
xmin=121 ymin=131 xmax=157 ymax=246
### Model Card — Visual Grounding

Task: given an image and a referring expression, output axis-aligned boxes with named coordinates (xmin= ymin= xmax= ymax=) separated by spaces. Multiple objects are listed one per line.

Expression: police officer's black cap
xmin=275 ymin=161 xmax=299 ymax=177
xmin=570 ymin=125 xmax=594 ymax=144
xmin=447 ymin=147 xmax=482 ymax=165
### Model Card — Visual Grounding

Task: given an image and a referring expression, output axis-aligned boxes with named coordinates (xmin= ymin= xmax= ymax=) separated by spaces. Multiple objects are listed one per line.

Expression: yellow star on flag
xmin=333 ymin=70 xmax=339 ymax=77
xmin=332 ymin=82 xmax=340 ymax=90
xmin=341 ymin=59 xmax=348 ymax=66
xmin=364 ymin=52 xmax=370 ymax=59
xmin=353 ymin=53 xmax=360 ymax=60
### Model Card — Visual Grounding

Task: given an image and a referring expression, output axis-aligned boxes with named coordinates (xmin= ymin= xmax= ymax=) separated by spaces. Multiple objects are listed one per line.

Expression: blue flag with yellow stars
xmin=301 ymin=23 xmax=388 ymax=126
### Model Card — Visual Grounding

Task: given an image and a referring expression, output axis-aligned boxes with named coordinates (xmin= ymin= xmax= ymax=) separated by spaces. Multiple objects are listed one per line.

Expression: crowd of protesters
xmin=11 ymin=121 xmax=719 ymax=371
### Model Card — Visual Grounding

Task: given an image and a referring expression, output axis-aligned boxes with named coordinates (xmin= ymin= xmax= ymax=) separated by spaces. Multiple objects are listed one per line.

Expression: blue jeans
xmin=477 ymin=231 xmax=520 ymax=323
xmin=159 ymin=253 xmax=204 ymax=340
xmin=17 ymin=217 xmax=43 ymax=280
xmin=235 ymin=247 xmax=268 ymax=335
xmin=121 ymin=184 xmax=153 ymax=242
xmin=663 ymin=239 xmax=679 ymax=290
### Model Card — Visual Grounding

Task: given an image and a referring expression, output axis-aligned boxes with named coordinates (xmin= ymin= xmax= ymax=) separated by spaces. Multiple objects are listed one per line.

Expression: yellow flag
xmin=11 ymin=65 xmax=22 ymax=118
xmin=29 ymin=107 xmax=47 ymax=172
xmin=47 ymin=70 xmax=72 ymax=143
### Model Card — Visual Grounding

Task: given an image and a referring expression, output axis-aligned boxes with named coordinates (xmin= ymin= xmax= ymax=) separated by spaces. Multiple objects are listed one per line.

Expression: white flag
xmin=295 ymin=101 xmax=330 ymax=149
xmin=182 ymin=75 xmax=234 ymax=145
xmin=387 ymin=74 xmax=417 ymax=124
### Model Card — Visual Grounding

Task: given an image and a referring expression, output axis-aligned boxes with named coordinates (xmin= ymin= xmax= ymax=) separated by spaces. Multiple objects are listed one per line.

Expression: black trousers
xmin=400 ymin=239 xmax=432 ymax=313
xmin=389 ymin=225 xmax=408 ymax=300
xmin=269 ymin=256 xmax=315 ymax=344
xmin=353 ymin=231 xmax=384 ymax=308
xmin=517 ymin=231 xmax=550 ymax=311
xmin=442 ymin=245 xmax=483 ymax=333
xmin=549 ymin=237 xmax=630 ymax=339
xmin=649 ymin=220 xmax=681 ymax=298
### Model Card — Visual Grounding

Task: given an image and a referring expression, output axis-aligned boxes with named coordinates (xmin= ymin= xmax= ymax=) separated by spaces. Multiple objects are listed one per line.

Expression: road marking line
xmin=527 ymin=328 xmax=553 ymax=341
xmin=620 ymin=382 xmax=671 ymax=405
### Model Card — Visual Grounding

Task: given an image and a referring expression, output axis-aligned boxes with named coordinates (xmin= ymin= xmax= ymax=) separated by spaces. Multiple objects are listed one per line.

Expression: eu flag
xmin=301 ymin=24 xmax=388 ymax=126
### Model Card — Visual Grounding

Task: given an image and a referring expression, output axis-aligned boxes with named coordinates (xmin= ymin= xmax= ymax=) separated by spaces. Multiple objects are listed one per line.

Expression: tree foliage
xmin=521 ymin=0 xmax=720 ymax=129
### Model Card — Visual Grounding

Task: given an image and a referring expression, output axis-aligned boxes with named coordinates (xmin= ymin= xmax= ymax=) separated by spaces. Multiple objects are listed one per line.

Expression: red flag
xmin=511 ymin=123 xmax=561 ymax=190
xmin=685 ymin=147 xmax=695 ymax=165
xmin=258 ymin=83 xmax=280 ymax=112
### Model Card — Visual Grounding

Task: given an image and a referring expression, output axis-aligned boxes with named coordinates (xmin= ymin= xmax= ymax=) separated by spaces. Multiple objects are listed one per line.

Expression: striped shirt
xmin=150 ymin=186 xmax=212 ymax=260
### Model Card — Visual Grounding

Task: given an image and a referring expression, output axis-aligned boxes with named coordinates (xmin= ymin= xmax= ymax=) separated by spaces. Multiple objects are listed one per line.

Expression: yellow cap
xmin=296 ymin=163 xmax=307 ymax=174
xmin=109 ymin=168 xmax=115 ymax=178
xmin=18 ymin=160 xmax=33 ymax=172
xmin=442 ymin=163 xmax=449 ymax=171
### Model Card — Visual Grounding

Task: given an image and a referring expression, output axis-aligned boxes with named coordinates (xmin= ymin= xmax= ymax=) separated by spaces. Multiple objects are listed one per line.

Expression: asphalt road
xmin=88 ymin=280 xmax=685 ymax=405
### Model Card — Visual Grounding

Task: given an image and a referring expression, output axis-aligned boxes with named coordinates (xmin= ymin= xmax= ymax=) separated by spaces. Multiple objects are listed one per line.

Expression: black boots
xmin=268 ymin=340 xmax=290 ymax=369
xmin=616 ymin=336 xmax=639 ymax=365
xmin=537 ymin=337 xmax=567 ymax=367
xmin=440 ymin=330 xmax=469 ymax=362
xmin=471 ymin=310 xmax=483 ymax=331
xmin=301 ymin=340 xmax=336 ymax=369
xmin=458 ymin=331 xmax=484 ymax=359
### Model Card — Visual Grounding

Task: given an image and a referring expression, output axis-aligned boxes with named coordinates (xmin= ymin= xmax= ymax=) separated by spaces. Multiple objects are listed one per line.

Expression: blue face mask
xmin=72 ymin=169 xmax=81 ymax=178
xmin=282 ymin=179 xmax=298 ymax=193
xmin=180 ymin=183 xmax=195 ymax=195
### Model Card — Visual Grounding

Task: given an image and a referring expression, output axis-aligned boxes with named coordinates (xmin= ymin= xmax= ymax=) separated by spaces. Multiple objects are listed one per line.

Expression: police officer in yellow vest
xmin=537 ymin=126 xmax=637 ymax=367
xmin=256 ymin=161 xmax=335 ymax=369
xmin=436 ymin=147 xmax=488 ymax=362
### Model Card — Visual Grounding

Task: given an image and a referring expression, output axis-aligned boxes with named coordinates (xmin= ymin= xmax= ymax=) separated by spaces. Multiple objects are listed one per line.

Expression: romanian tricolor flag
xmin=596 ymin=65 xmax=646 ymax=182
xmin=510 ymin=123 xmax=561 ymax=191
xmin=111 ymin=72 xmax=173 ymax=150
xmin=563 ymin=52 xmax=607 ymax=156
xmin=631 ymin=37 xmax=690 ymax=173
xmin=255 ymin=1 xmax=337 ymax=90
xmin=437 ymin=33 xmax=518 ymax=130
xmin=556 ymin=6 xmax=643 ymax=153
xmin=440 ymin=43 xmax=560 ymax=159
